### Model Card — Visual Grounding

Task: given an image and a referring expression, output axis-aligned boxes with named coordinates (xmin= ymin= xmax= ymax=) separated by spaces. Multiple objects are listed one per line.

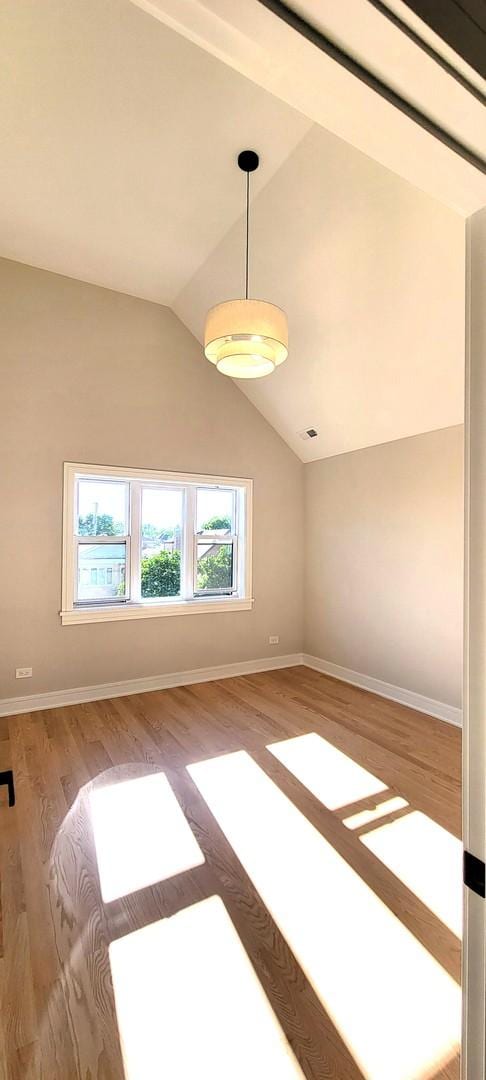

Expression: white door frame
xmin=462 ymin=207 xmax=486 ymax=1080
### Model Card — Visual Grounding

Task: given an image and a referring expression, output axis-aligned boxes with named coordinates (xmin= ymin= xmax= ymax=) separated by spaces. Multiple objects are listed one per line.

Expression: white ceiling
xmin=132 ymin=0 xmax=486 ymax=216
xmin=290 ymin=0 xmax=485 ymax=167
xmin=0 ymin=0 xmax=310 ymax=303
xmin=0 ymin=0 xmax=474 ymax=461
xmin=176 ymin=124 xmax=466 ymax=462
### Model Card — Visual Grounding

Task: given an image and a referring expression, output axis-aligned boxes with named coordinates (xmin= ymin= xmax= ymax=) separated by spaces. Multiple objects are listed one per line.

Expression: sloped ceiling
xmin=130 ymin=0 xmax=486 ymax=215
xmin=0 ymin=0 xmax=469 ymax=461
xmin=175 ymin=125 xmax=465 ymax=462
xmin=0 ymin=0 xmax=310 ymax=304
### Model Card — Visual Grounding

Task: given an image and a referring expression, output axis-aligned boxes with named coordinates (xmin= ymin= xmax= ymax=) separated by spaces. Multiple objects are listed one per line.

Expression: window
xmin=195 ymin=486 xmax=238 ymax=597
xmin=61 ymin=463 xmax=253 ymax=624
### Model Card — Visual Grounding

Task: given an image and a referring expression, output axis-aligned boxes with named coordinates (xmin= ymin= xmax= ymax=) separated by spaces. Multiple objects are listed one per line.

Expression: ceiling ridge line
xmin=366 ymin=0 xmax=486 ymax=105
xmin=257 ymin=0 xmax=486 ymax=176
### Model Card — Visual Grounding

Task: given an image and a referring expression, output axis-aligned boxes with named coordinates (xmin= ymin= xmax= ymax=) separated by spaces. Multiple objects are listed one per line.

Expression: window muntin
xmin=62 ymin=464 xmax=252 ymax=622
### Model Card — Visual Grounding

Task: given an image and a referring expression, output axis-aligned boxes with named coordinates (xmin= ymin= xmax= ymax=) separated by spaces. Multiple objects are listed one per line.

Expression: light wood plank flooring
xmin=0 ymin=666 xmax=462 ymax=1079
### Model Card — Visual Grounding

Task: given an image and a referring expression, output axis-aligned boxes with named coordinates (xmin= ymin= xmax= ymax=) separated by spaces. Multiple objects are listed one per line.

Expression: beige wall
xmin=304 ymin=427 xmax=464 ymax=708
xmin=0 ymin=258 xmax=303 ymax=700
xmin=0 ymin=257 xmax=464 ymax=712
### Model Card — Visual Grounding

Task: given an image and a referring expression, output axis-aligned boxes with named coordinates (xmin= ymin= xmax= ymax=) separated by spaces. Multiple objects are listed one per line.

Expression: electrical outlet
xmin=16 ymin=667 xmax=32 ymax=679
xmin=269 ymin=636 xmax=279 ymax=645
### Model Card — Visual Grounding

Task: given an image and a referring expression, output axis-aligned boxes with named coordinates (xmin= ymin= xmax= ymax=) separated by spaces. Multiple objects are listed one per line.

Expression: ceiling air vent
xmin=299 ymin=427 xmax=318 ymax=440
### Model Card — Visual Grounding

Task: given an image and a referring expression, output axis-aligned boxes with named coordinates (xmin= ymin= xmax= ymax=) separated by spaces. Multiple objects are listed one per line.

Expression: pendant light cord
xmin=245 ymin=169 xmax=250 ymax=300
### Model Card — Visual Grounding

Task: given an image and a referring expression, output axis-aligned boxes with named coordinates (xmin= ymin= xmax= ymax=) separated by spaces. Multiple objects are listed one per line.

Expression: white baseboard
xmin=0 ymin=653 xmax=304 ymax=718
xmin=302 ymin=654 xmax=462 ymax=728
xmin=0 ymin=651 xmax=462 ymax=728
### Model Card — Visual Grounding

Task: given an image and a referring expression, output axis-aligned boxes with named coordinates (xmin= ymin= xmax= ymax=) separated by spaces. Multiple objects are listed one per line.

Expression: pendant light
xmin=204 ymin=150 xmax=288 ymax=379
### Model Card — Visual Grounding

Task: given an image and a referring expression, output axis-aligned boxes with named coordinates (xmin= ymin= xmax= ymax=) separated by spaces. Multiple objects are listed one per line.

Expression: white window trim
xmin=61 ymin=462 xmax=253 ymax=625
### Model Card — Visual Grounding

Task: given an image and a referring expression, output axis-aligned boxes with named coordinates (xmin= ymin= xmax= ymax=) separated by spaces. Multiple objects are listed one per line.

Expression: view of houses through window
xmin=77 ymin=479 xmax=129 ymax=601
xmin=195 ymin=486 xmax=235 ymax=595
xmin=78 ymin=543 xmax=127 ymax=599
xmin=75 ymin=476 xmax=238 ymax=604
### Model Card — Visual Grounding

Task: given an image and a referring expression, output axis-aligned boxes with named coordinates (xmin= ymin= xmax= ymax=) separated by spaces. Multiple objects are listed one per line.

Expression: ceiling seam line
xmin=256 ymin=0 xmax=486 ymax=176
xmin=365 ymin=0 xmax=486 ymax=104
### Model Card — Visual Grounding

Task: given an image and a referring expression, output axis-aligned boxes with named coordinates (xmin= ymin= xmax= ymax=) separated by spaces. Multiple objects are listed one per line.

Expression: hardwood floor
xmin=0 ymin=666 xmax=462 ymax=1079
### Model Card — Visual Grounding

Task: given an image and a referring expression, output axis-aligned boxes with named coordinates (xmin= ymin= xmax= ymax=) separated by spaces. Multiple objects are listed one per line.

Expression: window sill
xmin=60 ymin=597 xmax=254 ymax=625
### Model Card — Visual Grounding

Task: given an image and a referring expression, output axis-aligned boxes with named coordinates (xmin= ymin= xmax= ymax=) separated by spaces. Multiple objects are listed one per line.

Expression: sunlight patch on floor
xmin=189 ymin=750 xmax=460 ymax=1080
xmin=343 ymin=796 xmax=408 ymax=830
xmin=109 ymin=895 xmax=305 ymax=1080
xmin=267 ymin=731 xmax=462 ymax=939
xmin=361 ymin=810 xmax=463 ymax=938
xmin=268 ymin=732 xmax=387 ymax=809
xmin=90 ymin=771 xmax=204 ymax=902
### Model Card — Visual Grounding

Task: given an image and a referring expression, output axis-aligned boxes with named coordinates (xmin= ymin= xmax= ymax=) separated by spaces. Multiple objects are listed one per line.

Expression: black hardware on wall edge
xmin=464 ymin=850 xmax=486 ymax=899
xmin=0 ymin=770 xmax=15 ymax=807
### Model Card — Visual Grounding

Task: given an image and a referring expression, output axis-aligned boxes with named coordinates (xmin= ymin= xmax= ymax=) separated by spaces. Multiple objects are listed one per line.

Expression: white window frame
xmin=61 ymin=462 xmax=253 ymax=625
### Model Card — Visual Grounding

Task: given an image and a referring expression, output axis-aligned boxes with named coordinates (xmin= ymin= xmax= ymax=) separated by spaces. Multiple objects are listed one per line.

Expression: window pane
xmin=141 ymin=488 xmax=182 ymax=599
xmin=77 ymin=479 xmax=128 ymax=536
xmin=78 ymin=543 xmax=127 ymax=601
xmin=196 ymin=542 xmax=233 ymax=592
xmin=196 ymin=488 xmax=235 ymax=534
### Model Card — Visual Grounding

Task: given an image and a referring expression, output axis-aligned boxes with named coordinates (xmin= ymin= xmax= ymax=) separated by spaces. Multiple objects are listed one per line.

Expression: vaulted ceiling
xmin=1 ymin=0 xmax=482 ymax=460
xmin=0 ymin=0 xmax=310 ymax=304
xmin=175 ymin=123 xmax=465 ymax=462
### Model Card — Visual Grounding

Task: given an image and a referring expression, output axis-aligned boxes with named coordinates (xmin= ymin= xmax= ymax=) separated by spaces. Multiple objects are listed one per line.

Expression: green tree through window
xmin=201 ymin=515 xmax=231 ymax=531
xmin=197 ymin=545 xmax=232 ymax=591
xmin=78 ymin=513 xmax=124 ymax=536
xmin=99 ymin=514 xmax=235 ymax=597
xmin=141 ymin=550 xmax=181 ymax=598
